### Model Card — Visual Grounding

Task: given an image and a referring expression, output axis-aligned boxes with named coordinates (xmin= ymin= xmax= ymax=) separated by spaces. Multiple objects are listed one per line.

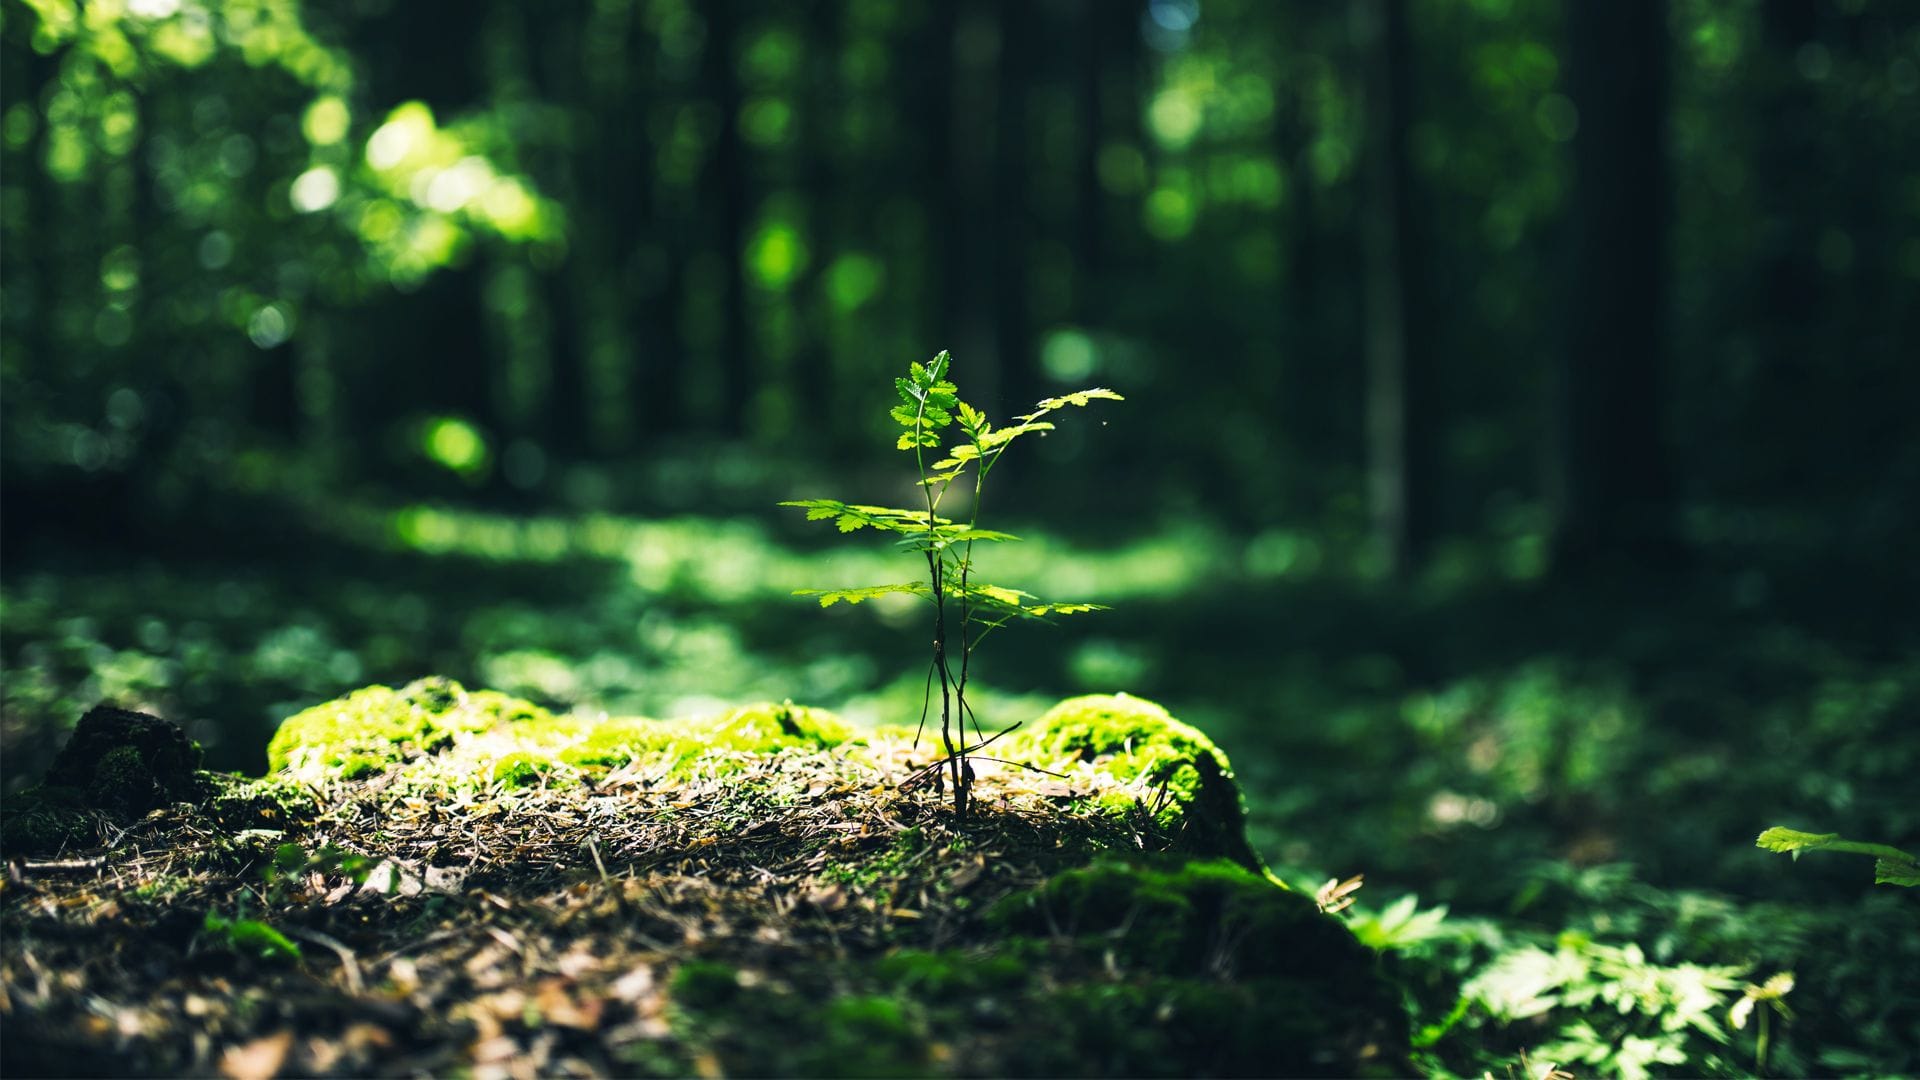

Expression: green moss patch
xmin=267 ymin=677 xmax=853 ymax=791
xmin=1004 ymin=694 xmax=1263 ymax=869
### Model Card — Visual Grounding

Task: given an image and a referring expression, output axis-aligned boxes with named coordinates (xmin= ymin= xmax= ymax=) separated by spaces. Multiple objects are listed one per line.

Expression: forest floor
xmin=0 ymin=684 xmax=1404 ymax=1079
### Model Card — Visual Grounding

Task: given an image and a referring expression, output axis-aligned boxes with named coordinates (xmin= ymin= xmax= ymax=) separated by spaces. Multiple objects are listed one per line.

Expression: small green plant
xmin=1756 ymin=826 xmax=1920 ymax=887
xmin=200 ymin=911 xmax=302 ymax=964
xmin=783 ymin=351 xmax=1120 ymax=818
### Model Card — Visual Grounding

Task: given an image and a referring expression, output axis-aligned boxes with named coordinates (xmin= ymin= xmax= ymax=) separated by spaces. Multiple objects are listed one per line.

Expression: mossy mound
xmin=4 ymin=681 xmax=1407 ymax=1076
xmin=1004 ymin=693 xmax=1263 ymax=869
xmin=267 ymin=675 xmax=852 ymax=789
xmin=986 ymin=858 xmax=1403 ymax=1073
xmin=267 ymin=676 xmax=553 ymax=782
xmin=661 ymin=858 xmax=1407 ymax=1077
xmin=2 ymin=704 xmax=209 ymax=855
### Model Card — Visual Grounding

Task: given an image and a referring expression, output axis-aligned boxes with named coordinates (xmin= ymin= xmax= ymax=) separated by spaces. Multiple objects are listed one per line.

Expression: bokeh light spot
xmin=290 ymin=166 xmax=340 ymax=212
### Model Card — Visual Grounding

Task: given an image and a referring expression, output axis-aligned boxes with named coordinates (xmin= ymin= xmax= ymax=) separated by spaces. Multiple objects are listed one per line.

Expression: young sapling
xmin=782 ymin=351 xmax=1121 ymax=818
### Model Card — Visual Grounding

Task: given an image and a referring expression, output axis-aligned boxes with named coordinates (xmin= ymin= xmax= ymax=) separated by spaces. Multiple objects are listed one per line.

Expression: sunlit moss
xmin=1004 ymin=693 xmax=1262 ymax=869
xmin=267 ymin=676 xmax=533 ymax=782
xmin=267 ymin=678 xmax=853 ymax=789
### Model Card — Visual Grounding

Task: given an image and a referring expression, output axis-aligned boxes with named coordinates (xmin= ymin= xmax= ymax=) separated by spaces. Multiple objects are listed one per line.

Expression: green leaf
xmin=795 ymin=583 xmax=931 ymax=607
xmin=202 ymin=912 xmax=302 ymax=964
xmin=782 ymin=500 xmax=946 ymax=534
xmin=1029 ymin=602 xmax=1108 ymax=616
xmin=889 ymin=403 xmax=921 ymax=426
xmin=931 ymin=445 xmax=980 ymax=471
xmin=1756 ymin=827 xmax=1840 ymax=855
xmin=945 ymin=527 xmax=1020 ymax=543
xmin=1014 ymin=387 xmax=1124 ymax=423
xmin=1875 ymin=858 xmax=1920 ymax=887
xmin=1036 ymin=387 xmax=1125 ymax=410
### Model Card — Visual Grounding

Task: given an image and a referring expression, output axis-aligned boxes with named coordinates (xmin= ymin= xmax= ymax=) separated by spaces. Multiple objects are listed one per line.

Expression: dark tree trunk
xmin=1550 ymin=0 xmax=1679 ymax=574
xmin=703 ymin=0 xmax=751 ymax=435
xmin=991 ymin=0 xmax=1033 ymax=414
xmin=795 ymin=0 xmax=840 ymax=435
xmin=1069 ymin=0 xmax=1108 ymax=306
xmin=1357 ymin=0 xmax=1429 ymax=578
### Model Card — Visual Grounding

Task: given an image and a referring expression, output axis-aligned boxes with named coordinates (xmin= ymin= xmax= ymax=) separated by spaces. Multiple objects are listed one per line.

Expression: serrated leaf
xmin=1014 ymin=387 xmax=1124 ymax=424
xmin=1756 ymin=827 xmax=1839 ymax=854
xmin=795 ymin=583 xmax=930 ymax=607
xmin=946 ymin=527 xmax=1020 ymax=543
xmin=932 ymin=445 xmax=981 ymax=470
xmin=1036 ymin=387 xmax=1125 ymax=410
xmin=982 ymin=422 xmax=1052 ymax=449
xmin=1029 ymin=602 xmax=1108 ymax=616
xmin=890 ymin=403 xmax=921 ymax=426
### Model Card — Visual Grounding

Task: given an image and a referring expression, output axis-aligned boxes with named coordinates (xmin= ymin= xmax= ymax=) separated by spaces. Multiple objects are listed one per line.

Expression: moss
xmin=0 ymin=785 xmax=99 ymax=855
xmin=810 ymin=995 xmax=923 ymax=1078
xmin=875 ymin=946 xmax=1030 ymax=998
xmin=670 ymin=960 xmax=743 ymax=1011
xmin=988 ymin=857 xmax=1409 ymax=1076
xmin=266 ymin=681 xmax=855 ymax=790
xmin=490 ymin=751 xmax=559 ymax=789
xmin=267 ymin=676 xmax=543 ymax=782
xmin=203 ymin=773 xmax=319 ymax=831
xmin=2 ymin=705 xmax=211 ymax=854
xmin=669 ymin=964 xmax=925 ymax=1079
xmin=1005 ymin=694 xmax=1262 ymax=869
xmin=49 ymin=705 xmax=206 ymax=809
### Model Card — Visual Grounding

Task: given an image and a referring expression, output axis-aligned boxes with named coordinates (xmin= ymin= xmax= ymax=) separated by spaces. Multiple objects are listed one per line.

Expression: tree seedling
xmin=782 ymin=351 xmax=1121 ymax=818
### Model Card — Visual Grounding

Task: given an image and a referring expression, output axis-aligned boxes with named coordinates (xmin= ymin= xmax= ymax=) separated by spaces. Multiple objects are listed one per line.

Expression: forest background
xmin=2 ymin=0 xmax=1917 ymax=1073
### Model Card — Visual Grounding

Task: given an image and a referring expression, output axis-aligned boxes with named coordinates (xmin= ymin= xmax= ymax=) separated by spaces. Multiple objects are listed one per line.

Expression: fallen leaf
xmin=805 ymin=883 xmax=848 ymax=912
xmin=219 ymin=1029 xmax=293 ymax=1080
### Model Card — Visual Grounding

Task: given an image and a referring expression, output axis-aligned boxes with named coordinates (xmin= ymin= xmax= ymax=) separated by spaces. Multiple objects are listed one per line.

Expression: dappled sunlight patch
xmin=349 ymin=501 xmax=1234 ymax=606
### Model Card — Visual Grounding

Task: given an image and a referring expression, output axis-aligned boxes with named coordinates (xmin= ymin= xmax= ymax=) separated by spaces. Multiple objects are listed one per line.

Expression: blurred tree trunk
xmin=948 ymin=1 xmax=999 ymax=403
xmin=1356 ymin=0 xmax=1428 ymax=578
xmin=923 ymin=0 xmax=961 ymax=359
xmin=1274 ymin=12 xmax=1324 ymax=508
xmin=613 ymin=12 xmax=678 ymax=446
xmin=703 ymin=0 xmax=750 ymax=435
xmin=794 ymin=0 xmax=839 ymax=436
xmin=992 ymin=0 xmax=1034 ymax=413
xmin=1744 ymin=0 xmax=1823 ymax=499
xmin=523 ymin=0 xmax=589 ymax=460
xmin=1069 ymin=0 xmax=1108 ymax=309
xmin=1550 ymin=0 xmax=1679 ymax=574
